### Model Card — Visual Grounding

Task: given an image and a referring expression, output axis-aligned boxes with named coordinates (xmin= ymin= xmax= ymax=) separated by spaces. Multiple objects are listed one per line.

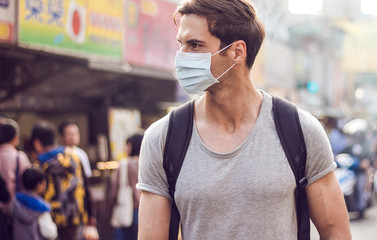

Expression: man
xmin=31 ymin=120 xmax=94 ymax=240
xmin=0 ymin=118 xmax=31 ymax=206
xmin=59 ymin=119 xmax=92 ymax=178
xmin=137 ymin=0 xmax=351 ymax=239
xmin=0 ymin=118 xmax=31 ymax=240
xmin=0 ymin=117 xmax=31 ymax=240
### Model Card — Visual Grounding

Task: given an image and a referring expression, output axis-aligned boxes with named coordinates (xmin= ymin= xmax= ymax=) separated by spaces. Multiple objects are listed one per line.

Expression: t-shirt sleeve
xmin=136 ymin=115 xmax=172 ymax=201
xmin=298 ymin=110 xmax=337 ymax=186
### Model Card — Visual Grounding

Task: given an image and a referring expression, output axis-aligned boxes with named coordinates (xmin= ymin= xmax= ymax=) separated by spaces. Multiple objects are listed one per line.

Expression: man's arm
xmin=306 ymin=171 xmax=352 ymax=240
xmin=138 ymin=191 xmax=171 ymax=240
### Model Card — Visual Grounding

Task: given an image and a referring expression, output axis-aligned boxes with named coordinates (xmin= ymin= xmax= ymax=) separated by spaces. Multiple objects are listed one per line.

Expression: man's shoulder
xmin=296 ymin=107 xmax=323 ymax=133
xmin=270 ymin=97 xmax=326 ymax=142
xmin=139 ymin=113 xmax=170 ymax=160
xmin=144 ymin=113 xmax=170 ymax=141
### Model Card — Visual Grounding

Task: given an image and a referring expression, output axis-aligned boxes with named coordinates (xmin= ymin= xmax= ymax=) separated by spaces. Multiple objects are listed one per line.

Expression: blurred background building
xmin=251 ymin=0 xmax=377 ymax=120
xmin=1 ymin=0 xmax=377 ymax=237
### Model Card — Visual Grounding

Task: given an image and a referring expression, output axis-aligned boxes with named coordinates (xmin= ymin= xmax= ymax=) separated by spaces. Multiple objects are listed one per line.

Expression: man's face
xmin=177 ymin=14 xmax=220 ymax=54
xmin=61 ymin=124 xmax=80 ymax=147
xmin=176 ymin=14 xmax=232 ymax=81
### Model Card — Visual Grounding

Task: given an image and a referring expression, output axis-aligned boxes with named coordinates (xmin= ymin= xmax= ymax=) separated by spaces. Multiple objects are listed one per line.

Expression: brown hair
xmin=173 ymin=0 xmax=265 ymax=69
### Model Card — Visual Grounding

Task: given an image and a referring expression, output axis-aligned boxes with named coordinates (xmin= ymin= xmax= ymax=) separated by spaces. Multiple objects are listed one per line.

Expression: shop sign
xmin=124 ymin=0 xmax=178 ymax=70
xmin=18 ymin=0 xmax=124 ymax=59
xmin=0 ymin=0 xmax=14 ymax=42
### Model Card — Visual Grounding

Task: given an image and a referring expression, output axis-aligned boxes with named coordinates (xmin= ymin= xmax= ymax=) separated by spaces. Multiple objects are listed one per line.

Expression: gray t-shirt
xmin=137 ymin=92 xmax=336 ymax=240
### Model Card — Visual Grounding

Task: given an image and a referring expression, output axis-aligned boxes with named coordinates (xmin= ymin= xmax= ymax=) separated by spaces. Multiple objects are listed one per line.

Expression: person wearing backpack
xmin=136 ymin=1 xmax=351 ymax=239
xmin=31 ymin=120 xmax=95 ymax=240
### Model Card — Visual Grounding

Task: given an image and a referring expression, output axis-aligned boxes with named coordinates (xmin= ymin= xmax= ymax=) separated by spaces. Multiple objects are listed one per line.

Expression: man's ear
xmin=232 ymin=40 xmax=247 ymax=64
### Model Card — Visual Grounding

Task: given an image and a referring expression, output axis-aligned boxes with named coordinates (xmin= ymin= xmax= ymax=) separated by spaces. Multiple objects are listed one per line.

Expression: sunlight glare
xmin=289 ymin=0 xmax=323 ymax=15
xmin=361 ymin=0 xmax=377 ymax=16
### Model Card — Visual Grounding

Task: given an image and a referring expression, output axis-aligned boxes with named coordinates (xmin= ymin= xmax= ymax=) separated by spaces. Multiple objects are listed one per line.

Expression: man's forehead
xmin=177 ymin=17 xmax=215 ymax=42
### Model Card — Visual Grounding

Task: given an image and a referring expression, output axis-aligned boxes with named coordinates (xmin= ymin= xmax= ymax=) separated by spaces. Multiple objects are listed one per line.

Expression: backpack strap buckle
xmin=299 ymin=177 xmax=308 ymax=189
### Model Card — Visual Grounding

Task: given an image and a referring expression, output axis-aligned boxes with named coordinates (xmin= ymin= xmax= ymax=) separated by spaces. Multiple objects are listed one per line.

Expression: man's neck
xmin=193 ymin=74 xmax=263 ymax=153
xmin=198 ymin=76 xmax=263 ymax=127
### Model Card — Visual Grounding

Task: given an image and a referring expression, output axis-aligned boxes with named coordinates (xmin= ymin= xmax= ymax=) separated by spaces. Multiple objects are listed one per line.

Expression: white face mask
xmin=175 ymin=42 xmax=235 ymax=97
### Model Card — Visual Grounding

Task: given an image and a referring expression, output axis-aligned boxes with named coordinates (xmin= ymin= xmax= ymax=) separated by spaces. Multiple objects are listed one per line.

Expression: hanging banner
xmin=0 ymin=0 xmax=15 ymax=42
xmin=124 ymin=0 xmax=178 ymax=70
xmin=18 ymin=0 xmax=123 ymax=59
xmin=108 ymin=108 xmax=141 ymax=161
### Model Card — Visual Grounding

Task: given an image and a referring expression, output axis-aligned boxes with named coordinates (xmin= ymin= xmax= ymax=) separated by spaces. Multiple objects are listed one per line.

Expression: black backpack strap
xmin=163 ymin=100 xmax=195 ymax=240
xmin=272 ymin=96 xmax=310 ymax=240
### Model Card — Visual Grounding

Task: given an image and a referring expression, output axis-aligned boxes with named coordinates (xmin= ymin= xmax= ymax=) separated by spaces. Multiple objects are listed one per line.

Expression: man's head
xmin=173 ymin=0 xmax=265 ymax=69
xmin=22 ymin=167 xmax=46 ymax=194
xmin=31 ymin=120 xmax=57 ymax=154
xmin=58 ymin=119 xmax=80 ymax=147
xmin=0 ymin=118 xmax=20 ymax=147
xmin=126 ymin=133 xmax=144 ymax=157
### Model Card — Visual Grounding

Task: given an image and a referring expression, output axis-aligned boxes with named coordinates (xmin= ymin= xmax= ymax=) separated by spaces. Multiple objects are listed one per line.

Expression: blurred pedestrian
xmin=322 ymin=116 xmax=348 ymax=156
xmin=59 ymin=119 xmax=92 ymax=178
xmin=0 ymin=172 xmax=10 ymax=240
xmin=31 ymin=120 xmax=95 ymax=240
xmin=58 ymin=119 xmax=97 ymax=239
xmin=0 ymin=117 xmax=31 ymax=239
xmin=111 ymin=133 xmax=143 ymax=240
xmin=13 ymin=167 xmax=58 ymax=240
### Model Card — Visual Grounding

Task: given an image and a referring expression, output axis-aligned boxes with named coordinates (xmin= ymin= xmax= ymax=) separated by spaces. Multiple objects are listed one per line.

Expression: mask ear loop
xmin=215 ymin=63 xmax=235 ymax=80
xmin=211 ymin=42 xmax=236 ymax=80
xmin=211 ymin=42 xmax=235 ymax=56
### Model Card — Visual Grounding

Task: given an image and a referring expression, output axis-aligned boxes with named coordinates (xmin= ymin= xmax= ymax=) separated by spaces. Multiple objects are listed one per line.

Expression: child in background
xmin=13 ymin=167 xmax=57 ymax=240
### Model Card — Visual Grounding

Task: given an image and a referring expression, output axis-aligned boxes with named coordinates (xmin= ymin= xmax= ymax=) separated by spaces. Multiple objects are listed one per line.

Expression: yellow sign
xmin=0 ymin=21 xmax=12 ymax=40
xmin=19 ymin=0 xmax=123 ymax=59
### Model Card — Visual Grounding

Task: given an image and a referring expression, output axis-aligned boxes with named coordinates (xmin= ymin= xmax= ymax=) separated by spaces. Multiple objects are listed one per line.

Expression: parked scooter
xmin=335 ymin=153 xmax=373 ymax=217
xmin=334 ymin=118 xmax=375 ymax=218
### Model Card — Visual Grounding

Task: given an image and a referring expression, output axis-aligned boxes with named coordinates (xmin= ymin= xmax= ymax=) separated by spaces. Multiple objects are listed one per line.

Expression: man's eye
xmin=191 ymin=43 xmax=201 ymax=49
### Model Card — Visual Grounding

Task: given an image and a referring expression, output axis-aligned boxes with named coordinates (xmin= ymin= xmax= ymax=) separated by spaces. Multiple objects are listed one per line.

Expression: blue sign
xmin=307 ymin=81 xmax=319 ymax=94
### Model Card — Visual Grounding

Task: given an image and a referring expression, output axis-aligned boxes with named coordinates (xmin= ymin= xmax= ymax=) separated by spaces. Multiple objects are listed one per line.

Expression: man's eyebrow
xmin=187 ymin=39 xmax=205 ymax=45
xmin=176 ymin=38 xmax=205 ymax=45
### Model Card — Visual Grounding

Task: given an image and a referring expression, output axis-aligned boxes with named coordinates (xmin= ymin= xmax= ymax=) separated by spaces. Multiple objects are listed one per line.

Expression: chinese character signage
xmin=124 ymin=0 xmax=178 ymax=70
xmin=0 ymin=0 xmax=15 ymax=42
xmin=19 ymin=0 xmax=124 ymax=59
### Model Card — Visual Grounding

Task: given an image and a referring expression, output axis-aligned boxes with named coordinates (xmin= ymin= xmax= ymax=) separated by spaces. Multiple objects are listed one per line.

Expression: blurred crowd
xmin=0 ymin=116 xmax=143 ymax=240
